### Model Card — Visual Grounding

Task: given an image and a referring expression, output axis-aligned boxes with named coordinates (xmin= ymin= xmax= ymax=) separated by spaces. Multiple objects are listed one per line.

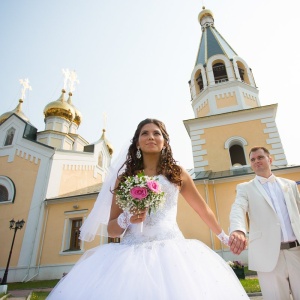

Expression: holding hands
xmin=216 ymin=230 xmax=248 ymax=255
xmin=217 ymin=229 xmax=230 ymax=246
xmin=228 ymin=231 xmax=247 ymax=254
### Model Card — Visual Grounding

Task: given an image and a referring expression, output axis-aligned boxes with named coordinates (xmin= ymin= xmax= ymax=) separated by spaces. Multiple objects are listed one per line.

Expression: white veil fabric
xmin=79 ymin=142 xmax=130 ymax=242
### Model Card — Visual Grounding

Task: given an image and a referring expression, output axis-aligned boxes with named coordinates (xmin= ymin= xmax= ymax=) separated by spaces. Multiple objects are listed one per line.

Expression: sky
xmin=1 ymin=0 xmax=299 ymax=169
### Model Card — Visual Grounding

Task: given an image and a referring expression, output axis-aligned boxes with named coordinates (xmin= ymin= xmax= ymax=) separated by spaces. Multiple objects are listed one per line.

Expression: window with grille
xmin=213 ymin=62 xmax=228 ymax=84
xmin=69 ymin=219 xmax=82 ymax=250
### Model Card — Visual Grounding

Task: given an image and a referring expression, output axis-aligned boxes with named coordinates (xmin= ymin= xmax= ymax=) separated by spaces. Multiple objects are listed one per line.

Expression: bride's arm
xmin=107 ymin=187 xmax=125 ymax=238
xmin=179 ymin=168 xmax=223 ymax=236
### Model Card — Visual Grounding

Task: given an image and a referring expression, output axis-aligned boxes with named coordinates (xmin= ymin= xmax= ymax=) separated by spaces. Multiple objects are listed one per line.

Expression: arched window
xmin=213 ymin=62 xmax=228 ymax=84
xmin=236 ymin=61 xmax=250 ymax=84
xmin=229 ymin=145 xmax=246 ymax=166
xmin=0 ymin=185 xmax=9 ymax=202
xmin=238 ymin=68 xmax=245 ymax=81
xmin=4 ymin=127 xmax=16 ymax=146
xmin=225 ymin=137 xmax=248 ymax=168
xmin=195 ymin=72 xmax=204 ymax=93
xmin=0 ymin=176 xmax=15 ymax=203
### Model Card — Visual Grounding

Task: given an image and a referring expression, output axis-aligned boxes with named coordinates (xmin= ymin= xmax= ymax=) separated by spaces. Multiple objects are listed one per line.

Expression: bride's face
xmin=137 ymin=123 xmax=165 ymax=154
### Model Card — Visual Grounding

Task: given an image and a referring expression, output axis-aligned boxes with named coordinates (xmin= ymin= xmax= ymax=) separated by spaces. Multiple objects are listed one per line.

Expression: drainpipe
xmin=21 ymin=201 xmax=44 ymax=282
xmin=25 ymin=203 xmax=49 ymax=282
xmin=22 ymin=152 xmax=54 ymax=282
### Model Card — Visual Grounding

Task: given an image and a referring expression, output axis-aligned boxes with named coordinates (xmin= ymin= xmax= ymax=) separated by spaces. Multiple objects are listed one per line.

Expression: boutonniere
xmin=283 ymin=185 xmax=289 ymax=193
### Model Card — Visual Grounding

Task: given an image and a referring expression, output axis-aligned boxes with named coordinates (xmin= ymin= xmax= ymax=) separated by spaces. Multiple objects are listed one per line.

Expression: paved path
xmin=1 ymin=288 xmax=52 ymax=300
xmin=249 ymin=295 xmax=263 ymax=299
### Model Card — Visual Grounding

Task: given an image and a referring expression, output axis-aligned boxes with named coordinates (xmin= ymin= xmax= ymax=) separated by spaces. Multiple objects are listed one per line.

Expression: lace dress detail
xmin=47 ymin=176 xmax=249 ymax=300
xmin=121 ymin=175 xmax=184 ymax=246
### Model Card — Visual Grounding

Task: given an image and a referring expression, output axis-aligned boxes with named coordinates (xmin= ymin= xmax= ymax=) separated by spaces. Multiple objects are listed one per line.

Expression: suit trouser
xmin=257 ymin=246 xmax=300 ymax=300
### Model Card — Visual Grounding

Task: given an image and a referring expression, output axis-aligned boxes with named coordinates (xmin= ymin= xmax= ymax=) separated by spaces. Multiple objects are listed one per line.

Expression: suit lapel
xmin=253 ymin=178 xmax=276 ymax=212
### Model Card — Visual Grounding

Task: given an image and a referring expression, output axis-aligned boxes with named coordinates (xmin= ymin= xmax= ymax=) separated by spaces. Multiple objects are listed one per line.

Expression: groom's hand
xmin=229 ymin=231 xmax=247 ymax=255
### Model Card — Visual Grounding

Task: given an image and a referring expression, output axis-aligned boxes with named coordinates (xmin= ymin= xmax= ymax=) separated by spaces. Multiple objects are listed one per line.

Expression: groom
xmin=229 ymin=146 xmax=300 ymax=300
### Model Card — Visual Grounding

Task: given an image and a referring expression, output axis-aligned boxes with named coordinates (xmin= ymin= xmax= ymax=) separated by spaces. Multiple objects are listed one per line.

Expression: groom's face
xmin=249 ymin=149 xmax=272 ymax=176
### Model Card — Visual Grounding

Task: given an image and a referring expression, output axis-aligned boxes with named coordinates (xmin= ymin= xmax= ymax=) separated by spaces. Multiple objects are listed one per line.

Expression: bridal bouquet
xmin=116 ymin=172 xmax=165 ymax=215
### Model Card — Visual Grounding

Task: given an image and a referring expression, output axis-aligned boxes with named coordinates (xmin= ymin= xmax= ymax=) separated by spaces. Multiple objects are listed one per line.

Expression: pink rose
xmin=147 ymin=180 xmax=160 ymax=193
xmin=130 ymin=187 xmax=148 ymax=200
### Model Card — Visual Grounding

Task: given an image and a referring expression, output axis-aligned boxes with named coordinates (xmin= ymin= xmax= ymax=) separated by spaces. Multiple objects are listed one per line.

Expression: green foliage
xmin=8 ymin=279 xmax=59 ymax=290
xmin=240 ymin=278 xmax=261 ymax=293
xmin=31 ymin=291 xmax=50 ymax=300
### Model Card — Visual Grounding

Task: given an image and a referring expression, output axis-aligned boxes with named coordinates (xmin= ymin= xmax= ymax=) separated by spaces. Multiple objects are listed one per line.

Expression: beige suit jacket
xmin=230 ymin=177 xmax=300 ymax=272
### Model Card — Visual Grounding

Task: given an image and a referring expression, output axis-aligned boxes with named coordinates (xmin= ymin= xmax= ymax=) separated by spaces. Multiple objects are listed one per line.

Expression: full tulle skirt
xmin=47 ymin=238 xmax=249 ymax=299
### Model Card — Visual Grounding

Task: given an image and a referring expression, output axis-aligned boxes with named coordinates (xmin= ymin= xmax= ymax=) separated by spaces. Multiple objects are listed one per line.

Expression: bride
xmin=47 ymin=118 xmax=249 ymax=299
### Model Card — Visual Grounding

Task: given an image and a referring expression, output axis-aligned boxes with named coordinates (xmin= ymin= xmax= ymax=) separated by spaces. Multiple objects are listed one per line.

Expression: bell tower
xmin=184 ymin=7 xmax=287 ymax=173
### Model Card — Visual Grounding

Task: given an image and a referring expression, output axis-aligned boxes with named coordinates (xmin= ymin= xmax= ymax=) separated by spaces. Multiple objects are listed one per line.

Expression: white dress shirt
xmin=256 ymin=174 xmax=297 ymax=242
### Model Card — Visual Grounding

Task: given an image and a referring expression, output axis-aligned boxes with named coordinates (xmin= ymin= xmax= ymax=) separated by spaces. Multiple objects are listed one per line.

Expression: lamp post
xmin=1 ymin=219 xmax=25 ymax=285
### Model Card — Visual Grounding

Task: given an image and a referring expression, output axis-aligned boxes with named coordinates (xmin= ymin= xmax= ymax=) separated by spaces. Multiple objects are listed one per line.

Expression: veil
xmin=79 ymin=142 xmax=130 ymax=242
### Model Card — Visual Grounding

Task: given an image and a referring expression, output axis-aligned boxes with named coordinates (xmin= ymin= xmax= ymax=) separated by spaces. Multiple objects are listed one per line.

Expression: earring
xmin=136 ymin=147 xmax=142 ymax=159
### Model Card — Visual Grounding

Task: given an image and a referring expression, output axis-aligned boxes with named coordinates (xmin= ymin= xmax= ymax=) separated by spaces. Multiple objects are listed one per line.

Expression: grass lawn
xmin=8 ymin=279 xmax=59 ymax=290
xmin=241 ymin=266 xmax=261 ymax=293
xmin=31 ymin=291 xmax=50 ymax=300
xmin=240 ymin=278 xmax=260 ymax=293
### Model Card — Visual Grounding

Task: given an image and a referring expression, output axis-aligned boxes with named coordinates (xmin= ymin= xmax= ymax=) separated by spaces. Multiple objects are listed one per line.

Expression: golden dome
xmin=0 ymin=99 xmax=30 ymax=125
xmin=67 ymin=92 xmax=82 ymax=126
xmin=43 ymin=89 xmax=75 ymax=122
xmin=198 ymin=6 xmax=214 ymax=24
xmin=100 ymin=129 xmax=113 ymax=156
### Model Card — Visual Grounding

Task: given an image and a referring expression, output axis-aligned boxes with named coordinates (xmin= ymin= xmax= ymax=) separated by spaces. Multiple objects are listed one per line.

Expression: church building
xmin=0 ymin=73 xmax=113 ymax=282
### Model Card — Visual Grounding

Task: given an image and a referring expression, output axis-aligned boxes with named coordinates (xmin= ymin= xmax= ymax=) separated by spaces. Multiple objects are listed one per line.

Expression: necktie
xmin=259 ymin=175 xmax=276 ymax=184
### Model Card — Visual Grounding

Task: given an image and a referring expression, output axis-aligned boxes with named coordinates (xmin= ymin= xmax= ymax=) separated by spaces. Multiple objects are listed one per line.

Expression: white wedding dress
xmin=47 ymin=176 xmax=249 ymax=299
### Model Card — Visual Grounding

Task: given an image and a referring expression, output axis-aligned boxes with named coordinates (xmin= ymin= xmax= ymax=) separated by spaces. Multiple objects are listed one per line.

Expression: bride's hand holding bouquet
xmin=116 ymin=172 xmax=165 ymax=232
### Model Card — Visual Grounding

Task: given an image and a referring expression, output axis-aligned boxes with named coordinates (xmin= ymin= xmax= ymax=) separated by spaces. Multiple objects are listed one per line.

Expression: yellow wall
xmin=59 ymin=168 xmax=102 ymax=195
xmin=202 ymin=119 xmax=268 ymax=171
xmin=0 ymin=153 xmax=40 ymax=267
xmin=40 ymin=197 xmax=100 ymax=266
xmin=244 ymin=95 xmax=258 ymax=107
xmin=197 ymin=100 xmax=210 ymax=117
xmin=177 ymin=182 xmax=226 ymax=250
xmin=215 ymin=92 xmax=237 ymax=109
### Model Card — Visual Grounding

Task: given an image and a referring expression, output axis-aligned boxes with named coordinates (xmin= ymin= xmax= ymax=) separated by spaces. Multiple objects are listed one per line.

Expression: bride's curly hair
xmin=118 ymin=118 xmax=182 ymax=186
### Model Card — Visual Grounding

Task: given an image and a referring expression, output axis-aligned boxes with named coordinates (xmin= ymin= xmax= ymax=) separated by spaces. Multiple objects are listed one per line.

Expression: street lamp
xmin=1 ymin=219 xmax=25 ymax=285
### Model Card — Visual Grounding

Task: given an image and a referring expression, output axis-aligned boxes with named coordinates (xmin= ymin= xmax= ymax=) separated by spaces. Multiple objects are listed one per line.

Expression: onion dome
xmin=67 ymin=92 xmax=82 ymax=126
xmin=195 ymin=7 xmax=237 ymax=66
xmin=198 ymin=6 xmax=214 ymax=25
xmin=100 ymin=129 xmax=113 ymax=156
xmin=43 ymin=89 xmax=75 ymax=122
xmin=0 ymin=99 xmax=30 ymax=125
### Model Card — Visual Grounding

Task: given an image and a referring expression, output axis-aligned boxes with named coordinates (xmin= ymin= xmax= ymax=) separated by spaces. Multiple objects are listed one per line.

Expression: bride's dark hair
xmin=118 ymin=118 xmax=182 ymax=186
